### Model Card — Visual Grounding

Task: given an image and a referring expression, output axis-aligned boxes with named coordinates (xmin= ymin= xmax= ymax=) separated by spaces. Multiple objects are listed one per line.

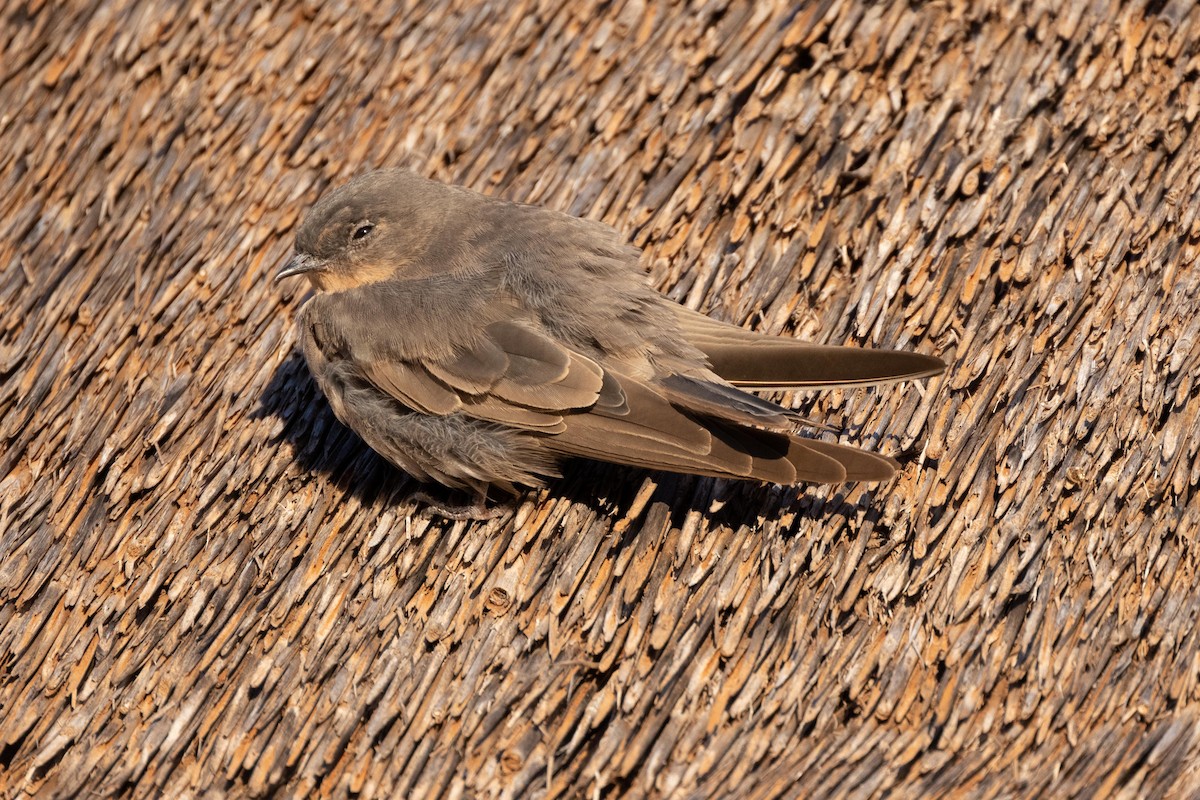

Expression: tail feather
xmin=673 ymin=306 xmax=945 ymax=389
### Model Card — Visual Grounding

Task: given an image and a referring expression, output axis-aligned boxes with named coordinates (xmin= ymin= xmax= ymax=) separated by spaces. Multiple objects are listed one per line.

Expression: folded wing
xmin=323 ymin=313 xmax=899 ymax=485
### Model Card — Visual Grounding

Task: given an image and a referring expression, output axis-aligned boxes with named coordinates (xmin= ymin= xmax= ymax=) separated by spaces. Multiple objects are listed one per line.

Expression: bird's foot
xmin=413 ymin=490 xmax=511 ymax=521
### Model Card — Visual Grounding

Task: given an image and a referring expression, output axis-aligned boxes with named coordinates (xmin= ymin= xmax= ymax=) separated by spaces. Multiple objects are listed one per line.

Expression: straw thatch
xmin=2 ymin=0 xmax=1199 ymax=797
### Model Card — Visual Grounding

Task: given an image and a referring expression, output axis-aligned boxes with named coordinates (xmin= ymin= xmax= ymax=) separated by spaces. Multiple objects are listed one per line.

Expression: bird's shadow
xmin=255 ymin=353 xmax=883 ymax=530
xmin=254 ymin=354 xmax=413 ymax=504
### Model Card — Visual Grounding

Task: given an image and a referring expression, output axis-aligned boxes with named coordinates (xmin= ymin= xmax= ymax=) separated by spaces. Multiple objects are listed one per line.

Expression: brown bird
xmin=277 ymin=170 xmax=943 ymax=516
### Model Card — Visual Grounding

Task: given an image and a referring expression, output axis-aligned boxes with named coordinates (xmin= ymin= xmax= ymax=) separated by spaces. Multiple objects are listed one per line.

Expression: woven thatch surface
xmin=3 ymin=0 xmax=1199 ymax=797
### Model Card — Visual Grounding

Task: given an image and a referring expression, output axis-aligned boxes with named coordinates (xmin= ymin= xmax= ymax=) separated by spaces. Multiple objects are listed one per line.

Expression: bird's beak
xmin=275 ymin=253 xmax=322 ymax=281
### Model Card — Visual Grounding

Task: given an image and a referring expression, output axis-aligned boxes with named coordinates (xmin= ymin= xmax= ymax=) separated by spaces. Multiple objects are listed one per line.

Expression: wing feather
xmin=364 ymin=360 xmax=462 ymax=415
xmin=355 ymin=319 xmax=604 ymax=431
xmin=305 ymin=297 xmax=901 ymax=486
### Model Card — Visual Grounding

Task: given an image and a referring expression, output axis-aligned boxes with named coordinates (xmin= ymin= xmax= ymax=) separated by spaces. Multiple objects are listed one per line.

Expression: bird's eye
xmin=352 ymin=224 xmax=374 ymax=241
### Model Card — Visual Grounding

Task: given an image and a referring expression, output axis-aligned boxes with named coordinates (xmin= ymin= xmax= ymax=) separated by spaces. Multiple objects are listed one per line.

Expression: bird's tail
xmin=673 ymin=305 xmax=945 ymax=389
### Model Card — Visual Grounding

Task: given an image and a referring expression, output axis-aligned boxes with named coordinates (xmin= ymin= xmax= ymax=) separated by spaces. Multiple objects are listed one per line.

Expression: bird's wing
xmin=307 ymin=306 xmax=896 ymax=484
xmin=354 ymin=320 xmax=603 ymax=435
xmin=410 ymin=326 xmax=900 ymax=482
xmin=672 ymin=305 xmax=945 ymax=389
xmin=536 ymin=368 xmax=889 ymax=483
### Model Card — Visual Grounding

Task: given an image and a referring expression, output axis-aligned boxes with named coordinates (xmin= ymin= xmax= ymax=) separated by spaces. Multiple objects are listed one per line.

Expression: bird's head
xmin=277 ymin=169 xmax=451 ymax=292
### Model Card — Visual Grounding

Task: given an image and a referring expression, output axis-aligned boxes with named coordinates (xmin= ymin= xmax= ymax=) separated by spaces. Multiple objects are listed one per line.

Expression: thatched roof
xmin=2 ymin=0 xmax=1198 ymax=796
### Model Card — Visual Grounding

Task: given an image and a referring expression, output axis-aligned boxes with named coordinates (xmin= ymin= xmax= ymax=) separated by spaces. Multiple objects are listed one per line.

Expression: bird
xmin=277 ymin=169 xmax=944 ymax=517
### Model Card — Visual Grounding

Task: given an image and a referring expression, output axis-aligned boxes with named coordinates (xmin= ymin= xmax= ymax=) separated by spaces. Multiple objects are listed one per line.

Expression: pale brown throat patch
xmin=308 ymin=259 xmax=403 ymax=292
